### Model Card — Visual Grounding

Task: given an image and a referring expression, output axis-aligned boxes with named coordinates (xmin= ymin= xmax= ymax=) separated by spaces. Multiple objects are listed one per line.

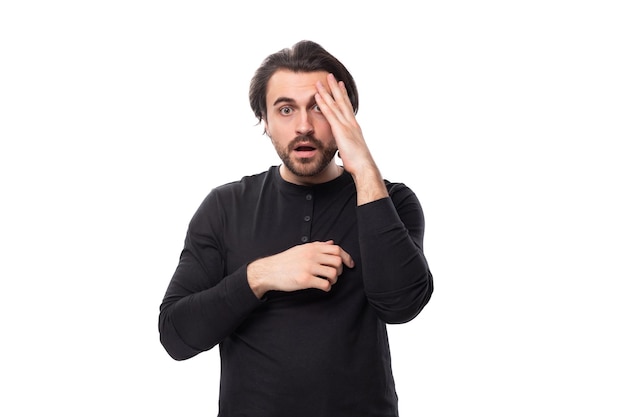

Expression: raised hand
xmin=315 ymin=73 xmax=389 ymax=205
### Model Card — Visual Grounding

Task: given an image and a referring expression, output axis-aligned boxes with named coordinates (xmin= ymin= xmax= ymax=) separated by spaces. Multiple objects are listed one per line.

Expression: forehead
xmin=266 ymin=70 xmax=330 ymax=103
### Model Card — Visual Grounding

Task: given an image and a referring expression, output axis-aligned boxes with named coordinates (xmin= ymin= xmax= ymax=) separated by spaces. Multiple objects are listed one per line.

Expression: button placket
xmin=300 ymin=193 xmax=314 ymax=243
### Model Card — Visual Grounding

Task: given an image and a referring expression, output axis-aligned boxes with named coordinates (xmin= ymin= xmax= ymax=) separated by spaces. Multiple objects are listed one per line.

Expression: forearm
xmin=159 ymin=265 xmax=262 ymax=360
xmin=357 ymin=196 xmax=433 ymax=323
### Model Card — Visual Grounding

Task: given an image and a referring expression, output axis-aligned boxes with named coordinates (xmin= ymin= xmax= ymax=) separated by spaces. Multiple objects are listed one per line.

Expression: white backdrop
xmin=1 ymin=1 xmax=625 ymax=416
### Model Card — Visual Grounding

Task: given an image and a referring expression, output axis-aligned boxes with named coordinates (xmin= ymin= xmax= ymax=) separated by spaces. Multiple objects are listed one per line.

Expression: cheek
xmin=266 ymin=116 xmax=295 ymax=140
xmin=264 ymin=120 xmax=286 ymax=148
xmin=264 ymin=116 xmax=282 ymax=137
xmin=264 ymin=119 xmax=283 ymax=141
xmin=313 ymin=117 xmax=333 ymax=136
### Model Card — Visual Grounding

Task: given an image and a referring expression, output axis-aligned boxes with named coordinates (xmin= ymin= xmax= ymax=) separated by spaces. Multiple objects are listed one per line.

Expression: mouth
xmin=295 ymin=145 xmax=316 ymax=152
xmin=293 ymin=143 xmax=318 ymax=158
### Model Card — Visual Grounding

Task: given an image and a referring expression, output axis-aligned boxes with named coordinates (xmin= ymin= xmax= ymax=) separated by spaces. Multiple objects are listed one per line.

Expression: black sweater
xmin=159 ymin=166 xmax=433 ymax=416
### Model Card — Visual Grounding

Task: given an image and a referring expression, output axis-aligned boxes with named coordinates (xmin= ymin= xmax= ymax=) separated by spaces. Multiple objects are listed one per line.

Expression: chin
xmin=287 ymin=159 xmax=327 ymax=178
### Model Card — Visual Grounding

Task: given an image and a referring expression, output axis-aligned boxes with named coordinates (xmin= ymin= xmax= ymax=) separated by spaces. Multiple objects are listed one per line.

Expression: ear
xmin=262 ymin=119 xmax=270 ymax=137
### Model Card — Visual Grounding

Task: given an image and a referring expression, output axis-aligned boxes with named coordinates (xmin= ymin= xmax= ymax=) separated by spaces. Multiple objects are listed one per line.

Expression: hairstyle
xmin=249 ymin=40 xmax=359 ymax=124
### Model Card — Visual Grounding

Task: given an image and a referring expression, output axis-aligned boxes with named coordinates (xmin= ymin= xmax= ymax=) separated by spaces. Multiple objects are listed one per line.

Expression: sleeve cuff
xmin=223 ymin=264 xmax=265 ymax=315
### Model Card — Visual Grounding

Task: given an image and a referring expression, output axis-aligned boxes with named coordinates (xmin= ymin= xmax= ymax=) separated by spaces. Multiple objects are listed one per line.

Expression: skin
xmin=247 ymin=70 xmax=389 ymax=298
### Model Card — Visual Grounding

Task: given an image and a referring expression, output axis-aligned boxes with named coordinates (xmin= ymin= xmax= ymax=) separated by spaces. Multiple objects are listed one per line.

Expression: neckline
xmin=271 ymin=165 xmax=352 ymax=194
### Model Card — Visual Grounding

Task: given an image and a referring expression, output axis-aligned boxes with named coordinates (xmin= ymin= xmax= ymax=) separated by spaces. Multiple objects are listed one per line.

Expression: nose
xmin=296 ymin=112 xmax=314 ymax=136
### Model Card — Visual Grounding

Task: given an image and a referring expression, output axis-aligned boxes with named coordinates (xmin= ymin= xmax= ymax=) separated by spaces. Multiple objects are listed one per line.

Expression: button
xmin=301 ymin=236 xmax=309 ymax=243
xmin=305 ymin=194 xmax=313 ymax=200
xmin=304 ymin=215 xmax=311 ymax=222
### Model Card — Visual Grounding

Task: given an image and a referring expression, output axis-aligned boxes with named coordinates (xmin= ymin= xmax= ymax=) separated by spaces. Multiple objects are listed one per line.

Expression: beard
xmin=275 ymin=135 xmax=338 ymax=178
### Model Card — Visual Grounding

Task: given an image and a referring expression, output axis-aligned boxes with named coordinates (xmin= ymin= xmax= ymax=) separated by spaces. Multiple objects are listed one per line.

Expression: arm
xmin=314 ymin=73 xmax=388 ymax=206
xmin=315 ymin=74 xmax=433 ymax=323
xmin=158 ymin=192 xmax=262 ymax=360
xmin=357 ymin=185 xmax=434 ymax=323
xmin=159 ymin=192 xmax=356 ymax=360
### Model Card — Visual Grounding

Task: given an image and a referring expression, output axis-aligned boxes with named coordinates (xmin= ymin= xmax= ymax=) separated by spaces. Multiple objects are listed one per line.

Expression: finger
xmin=326 ymin=73 xmax=353 ymax=113
xmin=308 ymin=274 xmax=333 ymax=292
xmin=339 ymin=248 xmax=355 ymax=269
xmin=315 ymin=265 xmax=341 ymax=285
xmin=320 ymin=243 xmax=354 ymax=270
xmin=315 ymin=85 xmax=339 ymax=122
xmin=322 ymin=74 xmax=355 ymax=120
xmin=315 ymin=81 xmax=347 ymax=124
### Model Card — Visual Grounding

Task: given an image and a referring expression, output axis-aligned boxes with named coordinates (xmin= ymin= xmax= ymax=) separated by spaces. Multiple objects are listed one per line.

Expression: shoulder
xmin=188 ymin=168 xmax=275 ymax=228
xmin=196 ymin=168 xmax=276 ymax=211
xmin=212 ymin=167 xmax=275 ymax=197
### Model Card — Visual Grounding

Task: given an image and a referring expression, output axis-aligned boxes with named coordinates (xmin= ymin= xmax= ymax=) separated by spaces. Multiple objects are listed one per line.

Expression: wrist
xmin=351 ymin=166 xmax=388 ymax=205
xmin=247 ymin=261 xmax=267 ymax=299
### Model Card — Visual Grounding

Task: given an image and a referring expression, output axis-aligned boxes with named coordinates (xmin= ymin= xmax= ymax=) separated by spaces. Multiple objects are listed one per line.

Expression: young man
xmin=159 ymin=40 xmax=434 ymax=416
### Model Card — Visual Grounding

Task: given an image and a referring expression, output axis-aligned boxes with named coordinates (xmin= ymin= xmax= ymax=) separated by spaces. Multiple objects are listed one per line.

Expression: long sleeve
xmin=158 ymin=190 xmax=263 ymax=361
xmin=357 ymin=183 xmax=434 ymax=324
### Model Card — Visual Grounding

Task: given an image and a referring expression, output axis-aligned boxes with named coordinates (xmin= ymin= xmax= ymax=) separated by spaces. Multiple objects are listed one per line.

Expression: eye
xmin=279 ymin=107 xmax=293 ymax=115
xmin=312 ymin=104 xmax=322 ymax=113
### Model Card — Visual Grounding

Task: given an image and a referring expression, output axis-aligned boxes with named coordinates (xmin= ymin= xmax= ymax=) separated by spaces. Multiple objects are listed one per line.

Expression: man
xmin=159 ymin=40 xmax=434 ymax=416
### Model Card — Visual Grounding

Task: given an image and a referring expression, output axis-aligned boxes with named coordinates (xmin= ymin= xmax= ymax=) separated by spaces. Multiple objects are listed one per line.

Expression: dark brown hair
xmin=249 ymin=40 xmax=359 ymax=123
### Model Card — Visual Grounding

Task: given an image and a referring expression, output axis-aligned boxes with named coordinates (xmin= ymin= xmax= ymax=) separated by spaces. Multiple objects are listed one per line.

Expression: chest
xmin=222 ymin=189 xmax=360 ymax=275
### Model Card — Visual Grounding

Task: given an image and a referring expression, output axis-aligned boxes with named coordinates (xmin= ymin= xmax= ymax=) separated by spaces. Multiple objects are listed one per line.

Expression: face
xmin=264 ymin=70 xmax=340 ymax=185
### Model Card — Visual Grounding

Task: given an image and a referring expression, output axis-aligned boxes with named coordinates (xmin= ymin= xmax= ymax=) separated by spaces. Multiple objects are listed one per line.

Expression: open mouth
xmin=294 ymin=146 xmax=317 ymax=159
xmin=293 ymin=145 xmax=318 ymax=159
xmin=291 ymin=136 xmax=321 ymax=158
xmin=295 ymin=145 xmax=316 ymax=152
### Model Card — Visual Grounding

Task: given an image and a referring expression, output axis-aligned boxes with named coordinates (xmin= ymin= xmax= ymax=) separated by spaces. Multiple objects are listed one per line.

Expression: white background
xmin=1 ymin=1 xmax=625 ymax=416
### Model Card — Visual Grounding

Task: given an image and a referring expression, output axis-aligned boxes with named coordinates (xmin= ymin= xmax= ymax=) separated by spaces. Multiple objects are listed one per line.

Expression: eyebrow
xmin=272 ymin=97 xmax=296 ymax=106
xmin=272 ymin=96 xmax=317 ymax=107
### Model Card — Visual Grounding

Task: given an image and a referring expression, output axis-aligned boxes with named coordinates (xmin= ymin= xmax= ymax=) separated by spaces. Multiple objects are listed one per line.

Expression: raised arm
xmin=357 ymin=185 xmax=434 ymax=323
xmin=314 ymin=73 xmax=388 ymax=206
xmin=315 ymin=73 xmax=433 ymax=322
